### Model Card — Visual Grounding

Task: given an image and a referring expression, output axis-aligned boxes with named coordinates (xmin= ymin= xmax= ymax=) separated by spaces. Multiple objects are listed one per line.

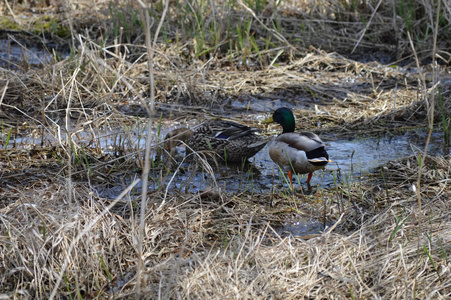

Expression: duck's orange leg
xmin=288 ymin=170 xmax=294 ymax=188
xmin=306 ymin=172 xmax=313 ymax=184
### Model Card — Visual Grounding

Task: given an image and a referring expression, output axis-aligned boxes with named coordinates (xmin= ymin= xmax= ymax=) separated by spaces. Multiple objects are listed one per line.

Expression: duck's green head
xmin=264 ymin=107 xmax=295 ymax=133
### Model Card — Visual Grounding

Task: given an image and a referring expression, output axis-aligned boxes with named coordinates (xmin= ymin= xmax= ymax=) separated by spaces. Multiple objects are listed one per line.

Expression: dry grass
xmin=2 ymin=161 xmax=451 ymax=298
xmin=1 ymin=0 xmax=451 ymax=299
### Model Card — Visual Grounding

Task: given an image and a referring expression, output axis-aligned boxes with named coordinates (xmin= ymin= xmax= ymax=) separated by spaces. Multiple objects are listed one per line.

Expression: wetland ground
xmin=1 ymin=0 xmax=451 ymax=299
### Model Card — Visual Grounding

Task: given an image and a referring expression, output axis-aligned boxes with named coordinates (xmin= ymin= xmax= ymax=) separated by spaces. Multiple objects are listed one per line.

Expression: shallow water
xmin=149 ymin=130 xmax=444 ymax=195
xmin=130 ymin=129 xmax=443 ymax=237
xmin=0 ymin=38 xmax=52 ymax=68
xmin=77 ymin=126 xmax=445 ymax=197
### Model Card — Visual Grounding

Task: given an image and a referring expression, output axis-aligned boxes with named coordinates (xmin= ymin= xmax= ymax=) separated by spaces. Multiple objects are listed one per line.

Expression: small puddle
xmin=0 ymin=39 xmax=51 ymax=68
xmin=325 ymin=131 xmax=445 ymax=183
xmin=230 ymin=96 xmax=297 ymax=112
xmin=47 ymin=126 xmax=444 ymax=201
xmin=0 ymin=35 xmax=69 ymax=69
xmin=229 ymin=94 xmax=323 ymax=113
xmin=145 ymin=130 xmax=445 ymax=195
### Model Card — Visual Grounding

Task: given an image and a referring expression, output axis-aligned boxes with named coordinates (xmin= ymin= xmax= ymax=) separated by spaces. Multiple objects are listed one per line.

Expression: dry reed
xmin=1 ymin=0 xmax=451 ymax=298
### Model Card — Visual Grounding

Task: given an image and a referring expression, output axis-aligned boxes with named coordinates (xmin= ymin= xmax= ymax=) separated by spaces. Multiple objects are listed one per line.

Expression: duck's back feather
xmin=198 ymin=120 xmax=258 ymax=140
xmin=187 ymin=120 xmax=267 ymax=162
xmin=275 ymin=132 xmax=324 ymax=152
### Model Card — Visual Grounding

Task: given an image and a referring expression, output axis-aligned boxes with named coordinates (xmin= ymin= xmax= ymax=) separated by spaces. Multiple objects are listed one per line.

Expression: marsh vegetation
xmin=1 ymin=0 xmax=451 ymax=298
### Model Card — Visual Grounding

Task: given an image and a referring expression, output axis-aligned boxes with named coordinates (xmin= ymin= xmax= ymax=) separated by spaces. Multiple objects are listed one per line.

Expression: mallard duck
xmin=264 ymin=107 xmax=331 ymax=187
xmin=164 ymin=119 xmax=268 ymax=163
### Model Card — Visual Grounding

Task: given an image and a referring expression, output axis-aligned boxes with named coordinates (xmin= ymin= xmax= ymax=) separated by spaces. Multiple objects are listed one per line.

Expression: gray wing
xmin=275 ymin=132 xmax=324 ymax=152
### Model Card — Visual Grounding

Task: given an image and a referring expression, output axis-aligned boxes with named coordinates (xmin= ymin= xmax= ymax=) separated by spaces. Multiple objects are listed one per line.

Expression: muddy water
xmin=0 ymin=35 xmax=70 ymax=69
xmin=153 ymin=130 xmax=444 ymax=194
xmin=52 ymin=125 xmax=442 ymax=200
xmin=0 ymin=39 xmax=52 ymax=68
xmin=136 ymin=129 xmax=443 ymax=237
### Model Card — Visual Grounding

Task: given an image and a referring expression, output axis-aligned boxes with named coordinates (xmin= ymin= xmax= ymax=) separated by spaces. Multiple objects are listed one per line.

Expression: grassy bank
xmin=1 ymin=0 xmax=451 ymax=298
